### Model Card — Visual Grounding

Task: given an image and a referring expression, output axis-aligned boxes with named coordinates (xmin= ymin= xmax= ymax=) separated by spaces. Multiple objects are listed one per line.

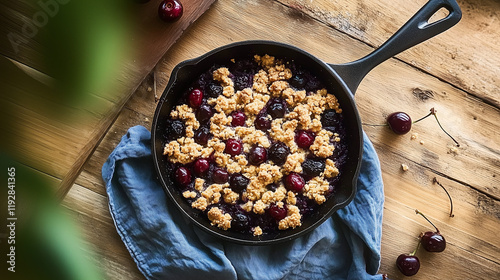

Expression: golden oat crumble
xmin=213 ymin=67 xmax=233 ymax=87
xmin=324 ymin=159 xmax=339 ymax=178
xmin=163 ymin=137 xmax=205 ymax=164
xmin=223 ymin=188 xmax=240 ymax=204
xmin=286 ymin=191 xmax=297 ymax=205
xmin=278 ymin=205 xmax=302 ymax=230
xmin=235 ymin=127 xmax=271 ymax=148
xmin=267 ymin=64 xmax=292 ymax=82
xmin=254 ymin=54 xmax=276 ymax=70
xmin=182 ymin=190 xmax=197 ymax=199
xmin=310 ymin=129 xmax=335 ymax=158
xmin=303 ymin=177 xmax=330 ymax=205
xmin=253 ymin=226 xmax=263 ymax=236
xmin=207 ymin=207 xmax=232 ymax=230
xmin=253 ymin=200 xmax=267 ymax=214
xmin=194 ymin=178 xmax=205 ymax=192
xmin=201 ymin=183 xmax=228 ymax=205
xmin=192 ymin=197 xmax=208 ymax=211
xmin=282 ymin=150 xmax=306 ymax=174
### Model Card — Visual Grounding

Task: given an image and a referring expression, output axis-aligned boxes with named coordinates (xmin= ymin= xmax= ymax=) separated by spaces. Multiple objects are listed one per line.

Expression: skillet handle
xmin=328 ymin=0 xmax=461 ymax=94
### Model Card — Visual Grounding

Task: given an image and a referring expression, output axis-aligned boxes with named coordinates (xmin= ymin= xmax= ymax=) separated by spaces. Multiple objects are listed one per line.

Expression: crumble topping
xmin=303 ymin=177 xmax=330 ymax=205
xmin=207 ymin=207 xmax=232 ymax=230
xmin=278 ymin=205 xmax=302 ymax=230
xmin=324 ymin=159 xmax=339 ymax=178
xmin=163 ymin=54 xmax=348 ymax=236
xmin=253 ymin=226 xmax=263 ymax=236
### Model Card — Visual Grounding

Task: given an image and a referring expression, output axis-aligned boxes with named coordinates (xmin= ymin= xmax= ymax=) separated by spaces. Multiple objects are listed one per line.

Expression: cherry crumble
xmin=162 ymin=54 xmax=348 ymax=236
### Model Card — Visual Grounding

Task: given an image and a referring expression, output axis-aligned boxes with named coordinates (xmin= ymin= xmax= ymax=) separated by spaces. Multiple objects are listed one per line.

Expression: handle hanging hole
xmin=427 ymin=7 xmax=451 ymax=25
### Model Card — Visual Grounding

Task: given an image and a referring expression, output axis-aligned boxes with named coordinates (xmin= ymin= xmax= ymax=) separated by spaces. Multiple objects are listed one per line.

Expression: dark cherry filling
xmin=163 ymin=55 xmax=348 ymax=235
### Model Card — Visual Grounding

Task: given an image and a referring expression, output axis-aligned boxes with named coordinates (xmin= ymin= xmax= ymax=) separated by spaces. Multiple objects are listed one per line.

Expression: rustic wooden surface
xmin=2 ymin=0 xmax=499 ymax=279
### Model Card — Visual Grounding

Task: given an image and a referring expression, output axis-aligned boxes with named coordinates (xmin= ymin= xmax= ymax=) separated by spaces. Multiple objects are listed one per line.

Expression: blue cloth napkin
xmin=102 ymin=125 xmax=385 ymax=280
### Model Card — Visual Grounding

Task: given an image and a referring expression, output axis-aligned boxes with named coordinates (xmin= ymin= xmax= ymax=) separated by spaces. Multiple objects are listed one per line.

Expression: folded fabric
xmin=102 ymin=125 xmax=385 ymax=280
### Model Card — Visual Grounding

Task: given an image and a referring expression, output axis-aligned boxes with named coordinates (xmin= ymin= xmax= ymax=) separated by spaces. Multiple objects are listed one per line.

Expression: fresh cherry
xmin=254 ymin=114 xmax=271 ymax=131
xmin=268 ymin=141 xmax=290 ymax=166
xmin=231 ymin=111 xmax=246 ymax=127
xmin=368 ymin=108 xmax=460 ymax=146
xmin=284 ymin=173 xmax=305 ymax=192
xmin=158 ymin=0 xmax=183 ymax=23
xmin=174 ymin=166 xmax=191 ymax=186
xmin=188 ymin=88 xmax=203 ymax=108
xmin=225 ymin=138 xmax=243 ymax=156
xmin=212 ymin=168 xmax=229 ymax=184
xmin=416 ymin=209 xmax=446 ymax=252
xmin=269 ymin=203 xmax=287 ymax=220
xmin=248 ymin=145 xmax=267 ymax=165
xmin=193 ymin=158 xmax=210 ymax=176
xmin=396 ymin=253 xmax=420 ymax=277
xmin=295 ymin=130 xmax=315 ymax=149
xmin=387 ymin=112 xmax=412 ymax=135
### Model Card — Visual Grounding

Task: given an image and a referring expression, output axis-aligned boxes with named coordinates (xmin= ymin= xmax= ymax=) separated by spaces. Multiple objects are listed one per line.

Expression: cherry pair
xmin=396 ymin=210 xmax=446 ymax=276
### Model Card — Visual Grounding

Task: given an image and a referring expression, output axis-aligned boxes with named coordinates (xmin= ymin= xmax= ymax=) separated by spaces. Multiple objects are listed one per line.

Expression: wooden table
xmin=2 ymin=0 xmax=499 ymax=279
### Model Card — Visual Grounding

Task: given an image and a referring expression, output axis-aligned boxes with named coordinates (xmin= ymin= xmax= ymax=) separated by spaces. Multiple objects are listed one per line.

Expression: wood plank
xmin=277 ymin=0 xmax=500 ymax=108
xmin=65 ymin=0 xmax=500 ymax=279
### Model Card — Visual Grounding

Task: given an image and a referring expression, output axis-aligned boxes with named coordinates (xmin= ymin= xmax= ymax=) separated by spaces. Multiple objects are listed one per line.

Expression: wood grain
xmin=59 ymin=0 xmax=500 ymax=279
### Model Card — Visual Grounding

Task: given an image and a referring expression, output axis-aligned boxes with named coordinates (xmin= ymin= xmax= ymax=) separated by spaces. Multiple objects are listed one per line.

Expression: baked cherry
xmin=188 ymin=88 xmax=203 ymax=108
xmin=193 ymin=158 xmax=210 ymax=176
xmin=396 ymin=253 xmax=420 ymax=277
xmin=416 ymin=209 xmax=446 ymax=252
xmin=158 ymin=0 xmax=183 ymax=23
xmin=194 ymin=127 xmax=211 ymax=145
xmin=302 ymin=158 xmax=326 ymax=177
xmin=231 ymin=111 xmax=246 ymax=127
xmin=206 ymin=82 xmax=223 ymax=98
xmin=290 ymin=72 xmax=307 ymax=89
xmin=267 ymin=98 xmax=286 ymax=119
xmin=249 ymin=145 xmax=267 ymax=165
xmin=232 ymin=212 xmax=249 ymax=232
xmin=284 ymin=173 xmax=305 ymax=192
xmin=165 ymin=119 xmax=185 ymax=140
xmin=268 ymin=141 xmax=289 ymax=166
xmin=254 ymin=114 xmax=271 ymax=131
xmin=229 ymin=173 xmax=250 ymax=193
xmin=269 ymin=203 xmax=287 ymax=220
xmin=196 ymin=104 xmax=213 ymax=123
xmin=225 ymin=138 xmax=243 ymax=156
xmin=387 ymin=112 xmax=412 ymax=135
xmin=295 ymin=130 xmax=315 ymax=149
xmin=233 ymin=73 xmax=253 ymax=91
xmin=212 ymin=168 xmax=229 ymax=184
xmin=174 ymin=166 xmax=191 ymax=186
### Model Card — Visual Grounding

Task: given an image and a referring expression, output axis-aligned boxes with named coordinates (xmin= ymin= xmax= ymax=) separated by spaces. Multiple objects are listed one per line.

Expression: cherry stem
xmin=415 ymin=209 xmax=440 ymax=233
xmin=410 ymin=239 xmax=421 ymax=256
xmin=414 ymin=108 xmax=460 ymax=147
xmin=433 ymin=177 xmax=455 ymax=217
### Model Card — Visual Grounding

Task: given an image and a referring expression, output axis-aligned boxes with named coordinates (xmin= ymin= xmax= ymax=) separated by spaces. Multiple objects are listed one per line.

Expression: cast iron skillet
xmin=151 ymin=0 xmax=461 ymax=245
